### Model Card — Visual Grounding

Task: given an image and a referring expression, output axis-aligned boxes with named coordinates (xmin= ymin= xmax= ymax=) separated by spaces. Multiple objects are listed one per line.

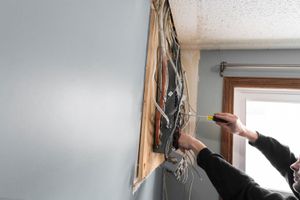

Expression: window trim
xmin=221 ymin=77 xmax=300 ymax=163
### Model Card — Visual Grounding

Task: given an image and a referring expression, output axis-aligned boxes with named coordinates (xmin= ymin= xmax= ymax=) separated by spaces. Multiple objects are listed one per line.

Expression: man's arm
xmin=178 ymin=133 xmax=297 ymax=200
xmin=198 ymin=147 xmax=297 ymax=200
xmin=214 ymin=113 xmax=299 ymax=197
xmin=249 ymin=133 xmax=298 ymax=196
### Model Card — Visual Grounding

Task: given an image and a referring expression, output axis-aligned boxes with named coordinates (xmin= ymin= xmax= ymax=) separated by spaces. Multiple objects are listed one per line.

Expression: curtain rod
xmin=219 ymin=61 xmax=300 ymax=77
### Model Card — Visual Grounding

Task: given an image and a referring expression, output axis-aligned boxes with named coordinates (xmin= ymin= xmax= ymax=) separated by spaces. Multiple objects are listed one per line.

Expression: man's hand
xmin=213 ymin=113 xmax=247 ymax=135
xmin=214 ymin=112 xmax=258 ymax=142
xmin=178 ymin=132 xmax=207 ymax=155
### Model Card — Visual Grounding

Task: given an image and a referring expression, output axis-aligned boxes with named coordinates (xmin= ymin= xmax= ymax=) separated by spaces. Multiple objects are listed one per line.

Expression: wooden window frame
xmin=221 ymin=77 xmax=300 ymax=163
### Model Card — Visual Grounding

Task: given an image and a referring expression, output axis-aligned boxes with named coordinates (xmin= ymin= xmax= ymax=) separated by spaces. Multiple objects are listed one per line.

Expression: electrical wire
xmin=158 ymin=0 xmax=167 ymax=58
xmin=181 ymin=67 xmax=200 ymax=132
xmin=188 ymin=169 xmax=194 ymax=200
xmin=186 ymin=150 xmax=205 ymax=200
xmin=161 ymin=3 xmax=185 ymax=158
xmin=162 ymin=46 xmax=182 ymax=106
xmin=187 ymin=150 xmax=203 ymax=181
xmin=152 ymin=0 xmax=185 ymax=153
xmin=163 ymin=168 xmax=169 ymax=200
xmin=167 ymin=51 xmax=183 ymax=85
xmin=180 ymin=72 xmax=191 ymax=130
xmin=152 ymin=59 xmax=170 ymax=125
xmin=153 ymin=1 xmax=204 ymax=200
xmin=164 ymin=74 xmax=184 ymax=158
xmin=151 ymin=0 xmax=171 ymax=128
xmin=161 ymin=31 xmax=185 ymax=157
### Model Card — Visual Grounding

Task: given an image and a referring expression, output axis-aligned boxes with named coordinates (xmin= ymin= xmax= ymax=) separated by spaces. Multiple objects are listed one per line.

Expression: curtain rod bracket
xmin=220 ymin=61 xmax=227 ymax=77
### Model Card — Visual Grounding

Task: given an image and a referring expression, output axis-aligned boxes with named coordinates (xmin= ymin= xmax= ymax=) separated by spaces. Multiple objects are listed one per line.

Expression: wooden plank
xmin=133 ymin=6 xmax=164 ymax=188
xmin=133 ymin=6 xmax=201 ymax=190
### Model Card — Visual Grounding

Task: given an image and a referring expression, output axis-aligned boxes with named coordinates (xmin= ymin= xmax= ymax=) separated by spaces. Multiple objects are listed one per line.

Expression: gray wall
xmin=0 ymin=0 xmax=163 ymax=200
xmin=167 ymin=49 xmax=300 ymax=200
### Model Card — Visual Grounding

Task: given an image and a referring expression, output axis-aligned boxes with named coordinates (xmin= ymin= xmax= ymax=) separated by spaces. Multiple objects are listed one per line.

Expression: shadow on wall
xmin=165 ymin=171 xmax=185 ymax=200
xmin=133 ymin=166 xmax=163 ymax=200
xmin=165 ymin=163 xmax=218 ymax=200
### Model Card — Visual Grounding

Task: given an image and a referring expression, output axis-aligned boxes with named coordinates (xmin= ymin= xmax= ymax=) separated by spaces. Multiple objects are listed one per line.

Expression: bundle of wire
xmin=162 ymin=150 xmax=203 ymax=200
xmin=152 ymin=0 xmax=184 ymax=158
xmin=151 ymin=0 xmax=202 ymax=199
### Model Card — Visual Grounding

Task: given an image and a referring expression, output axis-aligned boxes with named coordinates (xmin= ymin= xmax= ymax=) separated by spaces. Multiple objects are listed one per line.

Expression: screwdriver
xmin=186 ymin=113 xmax=229 ymax=123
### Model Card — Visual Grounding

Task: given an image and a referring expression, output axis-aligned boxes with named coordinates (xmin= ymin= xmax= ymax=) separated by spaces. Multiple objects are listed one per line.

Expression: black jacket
xmin=197 ymin=133 xmax=300 ymax=200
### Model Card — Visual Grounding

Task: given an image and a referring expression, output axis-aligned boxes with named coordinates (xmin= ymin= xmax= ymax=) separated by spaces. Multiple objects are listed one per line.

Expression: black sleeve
xmin=249 ymin=133 xmax=298 ymax=197
xmin=197 ymin=148 xmax=298 ymax=200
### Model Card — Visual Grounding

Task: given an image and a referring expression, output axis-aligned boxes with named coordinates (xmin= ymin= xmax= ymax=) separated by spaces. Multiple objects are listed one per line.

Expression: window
xmin=234 ymin=88 xmax=300 ymax=192
xmin=221 ymin=77 xmax=300 ymax=194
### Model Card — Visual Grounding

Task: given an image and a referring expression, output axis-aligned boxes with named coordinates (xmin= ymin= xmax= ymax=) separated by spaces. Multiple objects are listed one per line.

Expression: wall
xmin=0 ymin=0 xmax=163 ymax=200
xmin=167 ymin=49 xmax=300 ymax=200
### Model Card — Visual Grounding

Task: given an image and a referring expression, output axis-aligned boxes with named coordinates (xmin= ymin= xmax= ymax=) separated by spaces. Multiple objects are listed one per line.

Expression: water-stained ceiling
xmin=169 ymin=0 xmax=300 ymax=49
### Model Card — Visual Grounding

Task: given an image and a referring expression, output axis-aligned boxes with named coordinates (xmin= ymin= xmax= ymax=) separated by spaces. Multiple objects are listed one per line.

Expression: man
xmin=178 ymin=112 xmax=300 ymax=200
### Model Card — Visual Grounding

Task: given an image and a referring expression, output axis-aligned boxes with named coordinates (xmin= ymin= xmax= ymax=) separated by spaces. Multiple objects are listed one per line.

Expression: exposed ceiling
xmin=169 ymin=0 xmax=300 ymax=49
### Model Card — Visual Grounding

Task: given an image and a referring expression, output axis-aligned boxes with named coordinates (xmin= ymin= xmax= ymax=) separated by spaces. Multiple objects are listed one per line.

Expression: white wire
xmin=187 ymin=151 xmax=203 ymax=180
xmin=188 ymin=169 xmax=194 ymax=200
xmin=151 ymin=0 xmax=171 ymax=126
xmin=180 ymin=156 xmax=189 ymax=183
xmin=163 ymin=169 xmax=169 ymax=200
xmin=185 ymin=151 xmax=202 ymax=200
xmin=180 ymin=72 xmax=192 ymax=130
xmin=163 ymin=151 xmax=200 ymax=199
xmin=182 ymin=67 xmax=197 ymax=114
xmin=152 ymin=0 xmax=183 ymax=128
xmin=186 ymin=150 xmax=194 ymax=165
xmin=164 ymin=95 xmax=184 ymax=156
xmin=153 ymin=1 xmax=198 ymax=199
xmin=183 ymin=159 xmax=189 ymax=183
xmin=167 ymin=51 xmax=182 ymax=84
xmin=175 ymin=44 xmax=180 ymax=73
xmin=181 ymin=69 xmax=199 ymax=132
xmin=158 ymin=0 xmax=167 ymax=57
